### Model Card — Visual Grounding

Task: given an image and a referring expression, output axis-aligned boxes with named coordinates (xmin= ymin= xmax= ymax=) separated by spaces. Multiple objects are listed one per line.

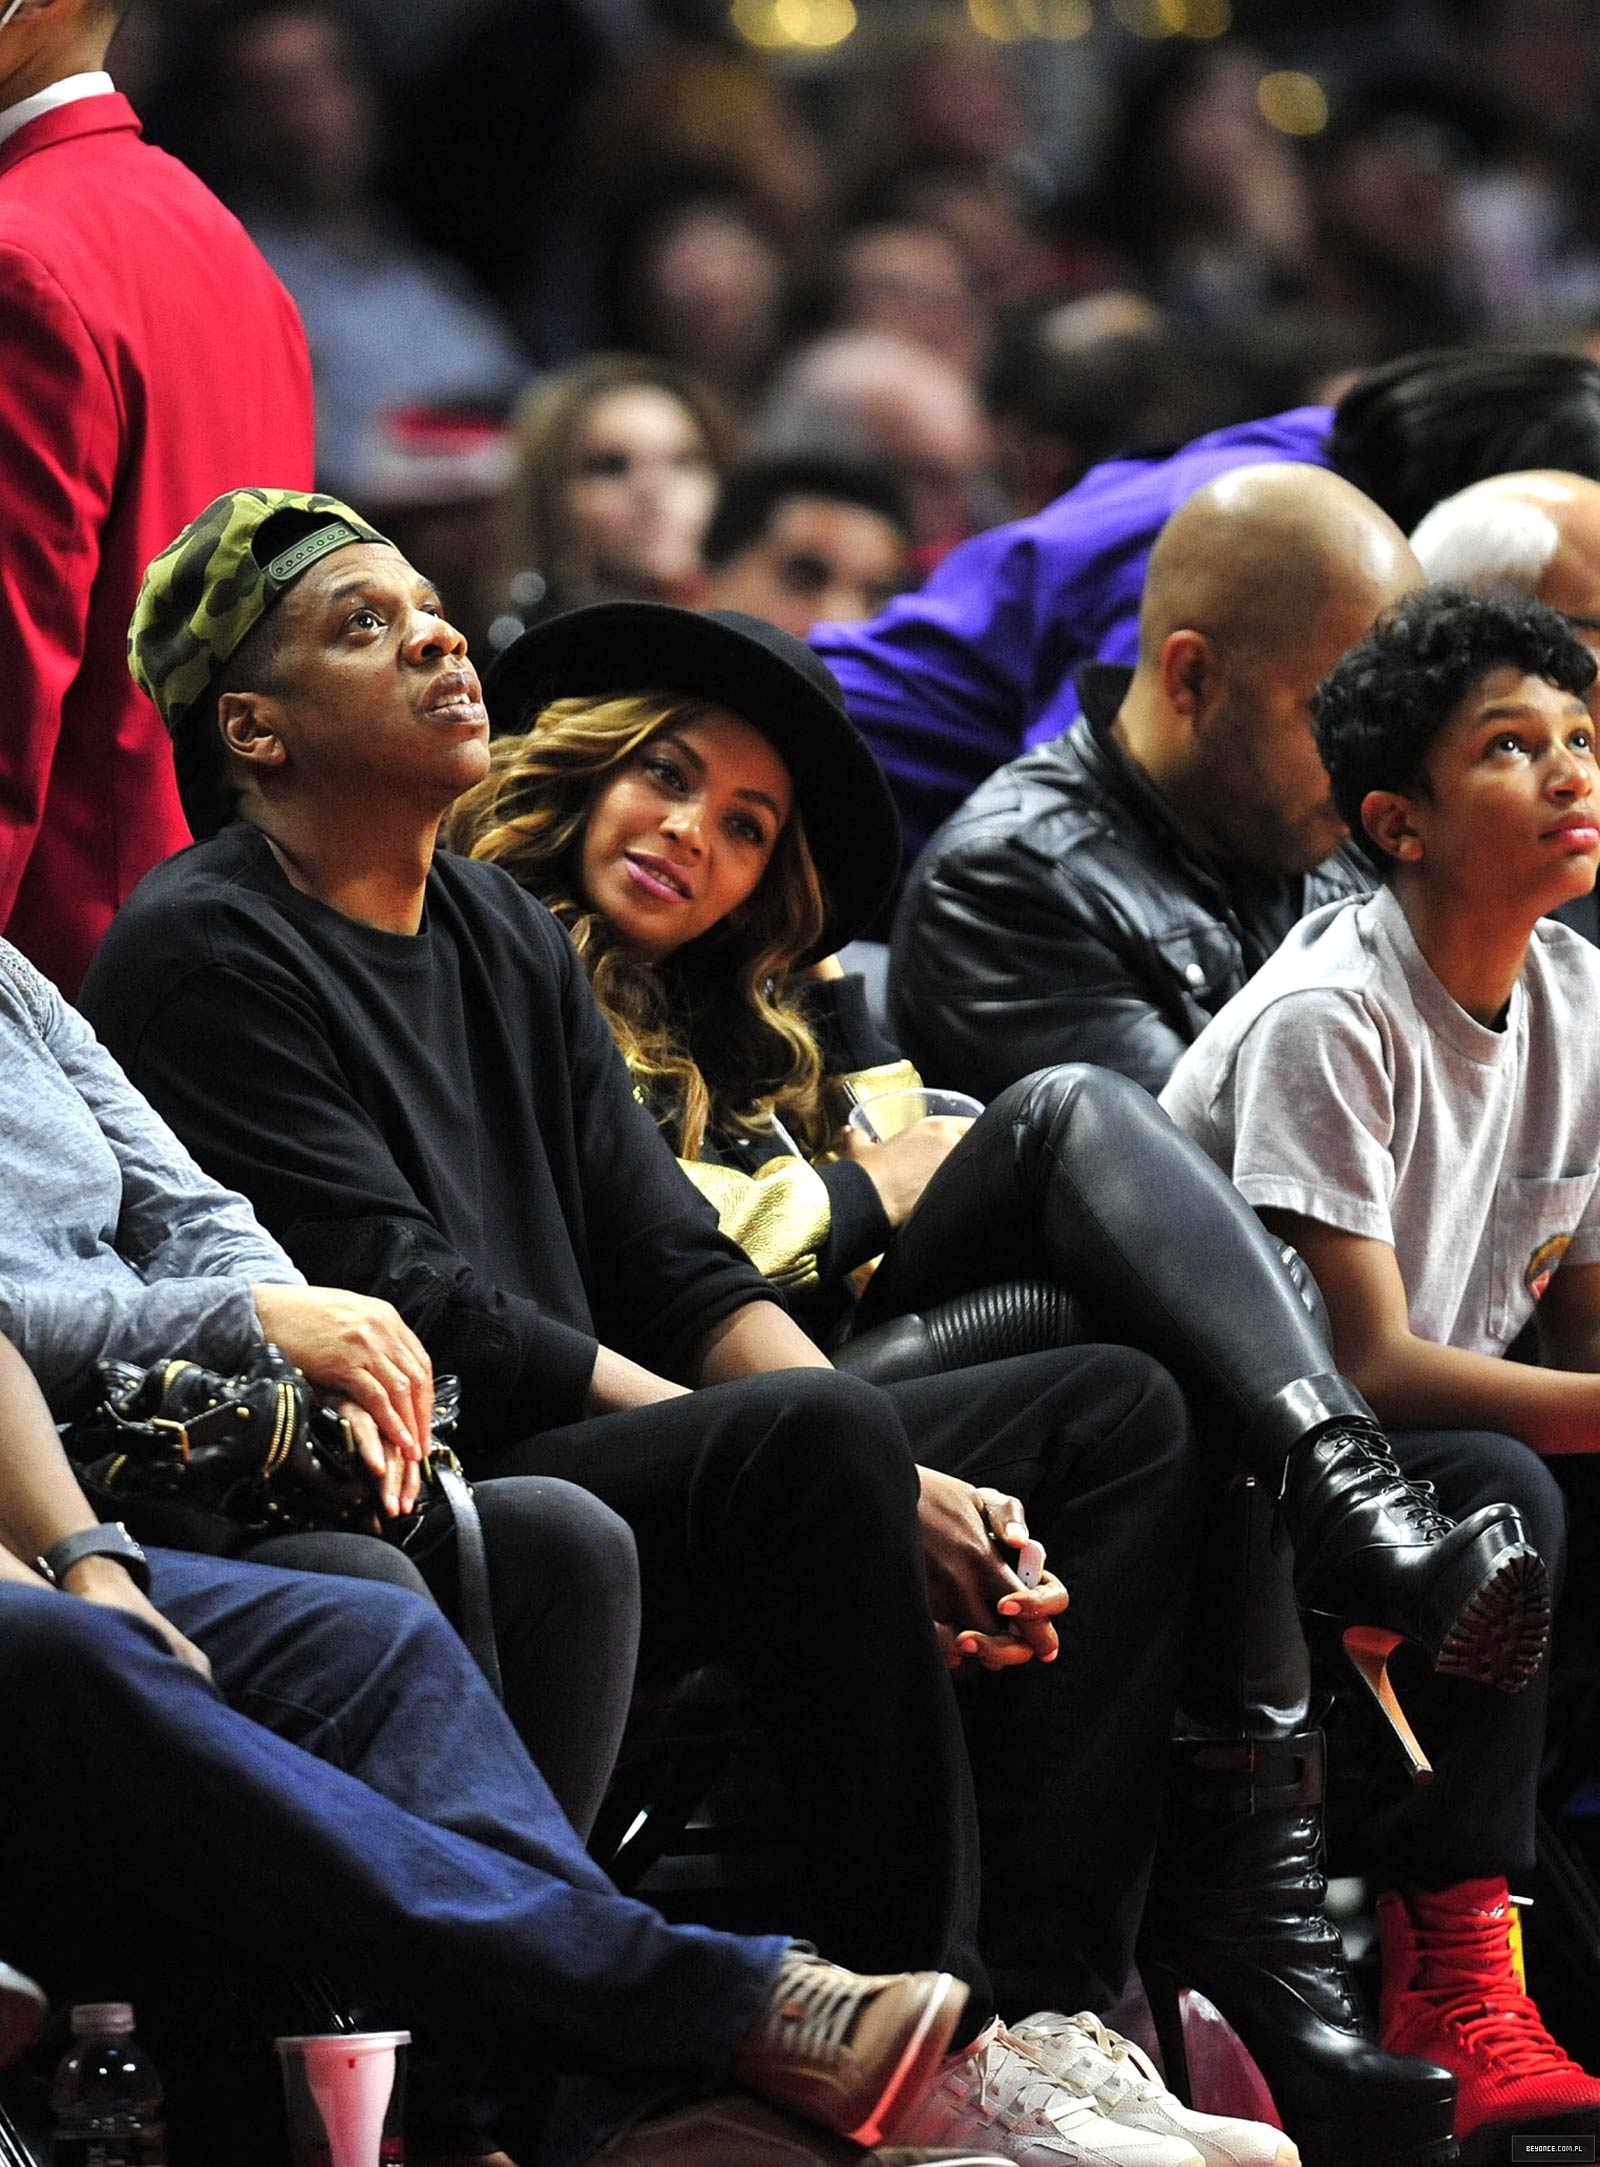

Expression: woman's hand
xmin=339 ymin=1399 xmax=424 ymax=1520
xmin=253 ymin=1284 xmax=433 ymax=1464
xmin=60 ymin=1555 xmax=213 ymax=1681
xmin=915 ymin=1468 xmax=1067 ymax=1670
xmin=842 ymin=1118 xmax=972 ymax=1228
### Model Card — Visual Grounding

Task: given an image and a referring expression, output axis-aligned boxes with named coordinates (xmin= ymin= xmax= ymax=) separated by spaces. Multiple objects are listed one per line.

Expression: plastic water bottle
xmin=49 ymin=2003 xmax=165 ymax=2167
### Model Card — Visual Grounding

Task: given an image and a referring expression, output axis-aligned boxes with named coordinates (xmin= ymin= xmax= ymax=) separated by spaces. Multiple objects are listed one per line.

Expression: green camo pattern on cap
xmin=129 ymin=486 xmax=391 ymax=734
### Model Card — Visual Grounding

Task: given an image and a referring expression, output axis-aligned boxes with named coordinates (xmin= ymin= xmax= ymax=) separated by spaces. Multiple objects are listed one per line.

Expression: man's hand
xmin=915 ymin=1467 xmax=1067 ymax=1670
xmin=60 ymin=1555 xmax=213 ymax=1681
xmin=842 ymin=1118 xmax=972 ymax=1229
xmin=253 ymin=1284 xmax=433 ymax=1463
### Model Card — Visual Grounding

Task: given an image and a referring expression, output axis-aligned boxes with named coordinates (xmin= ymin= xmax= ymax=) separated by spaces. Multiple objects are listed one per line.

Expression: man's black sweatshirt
xmin=82 ymin=823 xmax=779 ymax=1448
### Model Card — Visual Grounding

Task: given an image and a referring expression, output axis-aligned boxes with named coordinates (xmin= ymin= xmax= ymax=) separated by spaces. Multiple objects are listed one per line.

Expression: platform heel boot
xmin=1142 ymin=1730 xmax=1458 ymax=2167
xmin=1251 ymin=1376 xmax=1549 ymax=1723
xmin=1140 ymin=1481 xmax=1459 ymax=2167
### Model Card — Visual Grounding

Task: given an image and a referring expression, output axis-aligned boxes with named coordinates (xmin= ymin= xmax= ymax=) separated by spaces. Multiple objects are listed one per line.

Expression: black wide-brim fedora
xmin=484 ymin=601 xmax=903 ymax=958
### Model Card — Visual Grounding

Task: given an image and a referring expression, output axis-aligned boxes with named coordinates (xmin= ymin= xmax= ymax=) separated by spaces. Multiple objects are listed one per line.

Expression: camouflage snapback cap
xmin=130 ymin=487 xmax=396 ymax=838
xmin=129 ymin=485 xmax=394 ymax=737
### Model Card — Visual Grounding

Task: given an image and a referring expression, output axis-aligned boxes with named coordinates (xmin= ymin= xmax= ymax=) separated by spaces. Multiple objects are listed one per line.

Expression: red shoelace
xmin=1400 ymin=1904 xmax=1594 ymax=2084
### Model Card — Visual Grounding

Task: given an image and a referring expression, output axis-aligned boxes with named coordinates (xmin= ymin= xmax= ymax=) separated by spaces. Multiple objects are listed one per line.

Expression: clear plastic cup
xmin=845 ymin=1086 xmax=984 ymax=1142
xmin=276 ymin=2031 xmax=410 ymax=2167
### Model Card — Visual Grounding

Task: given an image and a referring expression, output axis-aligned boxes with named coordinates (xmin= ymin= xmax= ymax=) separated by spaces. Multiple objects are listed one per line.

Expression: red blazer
xmin=0 ymin=93 xmax=314 ymax=995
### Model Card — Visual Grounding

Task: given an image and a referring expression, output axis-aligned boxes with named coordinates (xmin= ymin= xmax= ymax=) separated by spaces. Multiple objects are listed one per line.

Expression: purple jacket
xmin=811 ymin=406 xmax=1334 ymax=865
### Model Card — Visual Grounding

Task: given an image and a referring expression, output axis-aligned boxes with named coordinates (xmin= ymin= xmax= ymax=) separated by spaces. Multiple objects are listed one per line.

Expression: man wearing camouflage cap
xmin=83 ymin=488 xmax=1250 ymax=2167
xmin=127 ymin=485 xmax=393 ymax=840
xmin=0 ymin=0 xmax=313 ymax=996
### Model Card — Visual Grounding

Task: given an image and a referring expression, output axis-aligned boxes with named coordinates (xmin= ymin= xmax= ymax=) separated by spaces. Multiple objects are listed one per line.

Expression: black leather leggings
xmin=857 ymin=1063 xmax=1350 ymax=1441
xmin=855 ymin=1064 xmax=1565 ymax=1879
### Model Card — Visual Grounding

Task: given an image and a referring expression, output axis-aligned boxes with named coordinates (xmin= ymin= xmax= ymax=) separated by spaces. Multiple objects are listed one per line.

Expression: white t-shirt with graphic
xmin=1159 ymin=884 xmax=1600 ymax=1356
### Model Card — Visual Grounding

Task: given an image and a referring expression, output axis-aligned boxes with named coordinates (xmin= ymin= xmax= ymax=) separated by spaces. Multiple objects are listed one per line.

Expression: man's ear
xmin=1158 ymin=628 xmax=1218 ymax=724
xmin=1360 ymin=787 xmax=1423 ymax=865
xmin=217 ymin=691 xmax=287 ymax=772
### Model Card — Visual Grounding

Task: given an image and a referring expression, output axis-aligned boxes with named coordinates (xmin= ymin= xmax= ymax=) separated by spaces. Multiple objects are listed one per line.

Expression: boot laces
xmin=1331 ymin=1429 xmax=1455 ymax=1539
xmin=1180 ymin=1855 xmax=1362 ymax=2029
xmin=751 ymin=1947 xmax=872 ymax=2068
xmin=1407 ymin=1909 xmax=1589 ymax=2080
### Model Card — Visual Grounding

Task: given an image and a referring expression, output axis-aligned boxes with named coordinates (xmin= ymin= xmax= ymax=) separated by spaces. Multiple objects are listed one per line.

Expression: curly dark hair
xmin=1312 ymin=586 xmax=1597 ymax=875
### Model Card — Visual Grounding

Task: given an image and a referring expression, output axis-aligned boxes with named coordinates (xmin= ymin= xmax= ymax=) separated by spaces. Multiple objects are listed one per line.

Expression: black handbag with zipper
xmin=62 ymin=1342 xmax=502 ymax=1697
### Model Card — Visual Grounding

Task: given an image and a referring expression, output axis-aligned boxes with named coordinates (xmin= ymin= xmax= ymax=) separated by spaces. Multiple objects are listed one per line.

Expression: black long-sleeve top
xmin=82 ymin=824 xmax=779 ymax=1447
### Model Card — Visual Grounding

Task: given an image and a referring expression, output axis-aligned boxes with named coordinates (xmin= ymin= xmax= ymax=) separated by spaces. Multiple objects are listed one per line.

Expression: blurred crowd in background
xmin=107 ymin=0 xmax=1600 ymax=658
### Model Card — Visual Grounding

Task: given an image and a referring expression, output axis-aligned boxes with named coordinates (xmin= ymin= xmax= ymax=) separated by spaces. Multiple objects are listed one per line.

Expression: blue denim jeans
xmin=0 ymin=1550 xmax=786 ymax=2160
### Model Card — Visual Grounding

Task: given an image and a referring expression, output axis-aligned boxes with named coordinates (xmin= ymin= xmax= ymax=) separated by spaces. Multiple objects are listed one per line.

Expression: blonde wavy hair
xmin=448 ymin=692 xmax=830 ymax=1159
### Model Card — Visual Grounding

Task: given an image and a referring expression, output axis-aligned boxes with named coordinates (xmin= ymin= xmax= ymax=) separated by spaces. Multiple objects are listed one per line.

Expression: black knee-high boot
xmin=1141 ymin=1481 xmax=1460 ymax=2167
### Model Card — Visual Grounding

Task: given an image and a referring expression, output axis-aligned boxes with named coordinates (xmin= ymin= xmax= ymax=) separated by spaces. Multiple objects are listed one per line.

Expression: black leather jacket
xmin=888 ymin=664 xmax=1370 ymax=1100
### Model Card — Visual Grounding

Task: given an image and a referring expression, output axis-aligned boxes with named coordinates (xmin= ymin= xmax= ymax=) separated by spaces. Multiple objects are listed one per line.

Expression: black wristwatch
xmin=37 ymin=1523 xmax=151 ymax=1596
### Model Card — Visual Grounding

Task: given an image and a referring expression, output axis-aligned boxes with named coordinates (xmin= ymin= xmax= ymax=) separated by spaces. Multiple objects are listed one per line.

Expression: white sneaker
xmin=1010 ymin=2013 xmax=1300 ymax=2167
xmin=887 ymin=2019 xmax=1205 ymax=2167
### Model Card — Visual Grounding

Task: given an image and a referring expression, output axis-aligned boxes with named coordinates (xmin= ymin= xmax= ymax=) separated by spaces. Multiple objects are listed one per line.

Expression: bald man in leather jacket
xmin=890 ymin=467 xmax=1419 ymax=1100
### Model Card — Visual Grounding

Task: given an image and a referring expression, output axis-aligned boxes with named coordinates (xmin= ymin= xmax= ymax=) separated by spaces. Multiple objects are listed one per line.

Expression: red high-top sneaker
xmin=1377 ymin=1877 xmax=1600 ymax=2162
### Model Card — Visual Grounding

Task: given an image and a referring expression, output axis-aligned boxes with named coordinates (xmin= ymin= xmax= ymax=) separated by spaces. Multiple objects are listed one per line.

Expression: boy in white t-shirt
xmin=1163 ymin=586 xmax=1600 ymax=2155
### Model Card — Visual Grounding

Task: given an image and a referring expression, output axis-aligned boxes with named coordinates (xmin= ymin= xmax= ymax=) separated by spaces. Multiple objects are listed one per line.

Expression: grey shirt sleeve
xmin=0 ymin=1274 xmax=273 ymax=1401
xmin=1224 ymin=991 xmax=1398 ymax=1243
xmin=0 ymin=944 xmax=302 ymax=1399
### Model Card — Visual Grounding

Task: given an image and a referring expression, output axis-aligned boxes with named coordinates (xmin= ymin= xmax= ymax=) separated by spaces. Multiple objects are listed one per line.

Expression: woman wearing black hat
xmin=450 ymin=600 xmax=939 ymax=1330
xmin=452 ymin=598 xmax=1551 ymax=2167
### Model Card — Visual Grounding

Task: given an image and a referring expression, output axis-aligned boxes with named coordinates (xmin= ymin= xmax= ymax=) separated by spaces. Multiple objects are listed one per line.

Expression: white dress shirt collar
xmin=0 ymin=70 xmax=115 ymax=155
